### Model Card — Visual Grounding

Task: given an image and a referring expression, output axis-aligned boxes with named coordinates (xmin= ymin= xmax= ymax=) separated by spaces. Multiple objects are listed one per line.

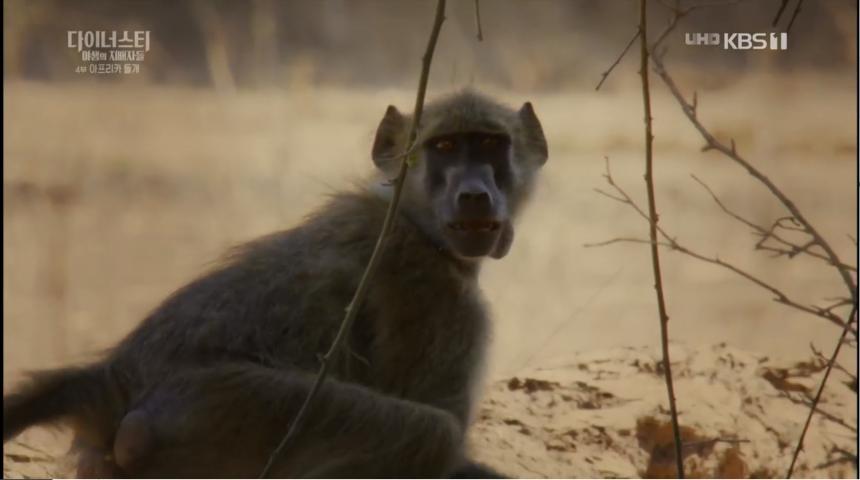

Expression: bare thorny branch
xmin=810 ymin=342 xmax=857 ymax=391
xmin=473 ymin=0 xmax=483 ymax=42
xmin=592 ymin=2 xmax=857 ymax=478
xmin=776 ymin=388 xmax=858 ymax=435
xmin=586 ymin=161 xmax=857 ymax=337
xmin=649 ymin=54 xmax=857 ymax=308
xmin=595 ymin=0 xmax=741 ymax=91
xmin=772 ymin=0 xmax=790 ymax=25
xmin=638 ymin=1 xmax=685 ymax=477
xmin=643 ymin=0 xmax=858 ymax=321
xmin=647 ymin=68 xmax=860 ymax=480
xmin=259 ymin=1 xmax=448 ymax=476
xmin=787 ymin=306 xmax=857 ymax=478
xmin=643 ymin=5 xmax=856 ymax=304
xmin=814 ymin=446 xmax=858 ymax=471
xmin=613 ymin=4 xmax=860 ymax=326
xmin=773 ymin=0 xmax=805 ymax=32
xmin=690 ymin=175 xmax=856 ymax=272
xmin=595 ymin=29 xmax=640 ymax=91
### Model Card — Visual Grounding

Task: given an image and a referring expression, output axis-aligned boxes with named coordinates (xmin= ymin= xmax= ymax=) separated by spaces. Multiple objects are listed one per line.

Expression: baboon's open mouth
xmin=447 ymin=220 xmax=501 ymax=233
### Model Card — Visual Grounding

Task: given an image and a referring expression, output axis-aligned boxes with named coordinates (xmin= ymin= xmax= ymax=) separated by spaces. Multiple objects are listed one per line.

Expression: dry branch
xmin=809 ymin=342 xmax=857 ymax=390
xmin=772 ymin=0 xmax=791 ymax=25
xmin=787 ymin=306 xmax=858 ymax=478
xmin=777 ymin=389 xmax=858 ymax=435
xmin=649 ymin=55 xmax=856 ymax=306
xmin=638 ymin=5 xmax=857 ymax=476
xmin=598 ymin=4 xmax=857 ymax=478
xmin=259 ymin=1 xmax=448 ymax=476
xmin=785 ymin=0 xmax=805 ymax=32
xmin=473 ymin=0 xmax=483 ymax=41
xmin=591 ymin=162 xmax=859 ymax=476
xmin=586 ymin=159 xmax=857 ymax=337
xmin=691 ymin=174 xmax=856 ymax=272
xmin=595 ymin=29 xmax=640 ymax=91
xmin=597 ymin=0 xmax=741 ymax=91
xmin=638 ymin=1 xmax=685 ymax=477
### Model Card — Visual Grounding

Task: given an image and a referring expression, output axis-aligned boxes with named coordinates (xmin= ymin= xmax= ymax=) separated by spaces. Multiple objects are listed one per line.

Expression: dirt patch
xmin=468 ymin=343 xmax=857 ymax=478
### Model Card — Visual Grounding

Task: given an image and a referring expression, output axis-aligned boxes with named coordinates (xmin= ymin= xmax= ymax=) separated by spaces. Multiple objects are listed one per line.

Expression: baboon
xmin=3 ymin=90 xmax=548 ymax=478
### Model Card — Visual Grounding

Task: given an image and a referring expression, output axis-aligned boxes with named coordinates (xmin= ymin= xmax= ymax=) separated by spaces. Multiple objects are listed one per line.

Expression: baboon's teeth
xmin=448 ymin=220 xmax=500 ymax=232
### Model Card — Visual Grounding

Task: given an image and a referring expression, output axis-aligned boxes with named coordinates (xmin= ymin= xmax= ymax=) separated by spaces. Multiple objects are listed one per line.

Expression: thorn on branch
xmin=595 ymin=28 xmax=641 ymax=91
xmin=473 ymin=0 xmax=483 ymax=41
xmin=594 ymin=188 xmax=630 ymax=205
xmin=638 ymin=0 xmax=684 ymax=476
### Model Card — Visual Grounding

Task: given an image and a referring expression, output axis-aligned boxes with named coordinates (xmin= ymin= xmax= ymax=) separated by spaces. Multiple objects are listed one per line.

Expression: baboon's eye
xmin=434 ymin=139 xmax=456 ymax=152
xmin=480 ymin=137 xmax=500 ymax=149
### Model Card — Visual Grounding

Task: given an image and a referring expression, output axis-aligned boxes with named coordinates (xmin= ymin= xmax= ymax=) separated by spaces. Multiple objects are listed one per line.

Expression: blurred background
xmin=3 ymin=0 xmax=857 ymax=389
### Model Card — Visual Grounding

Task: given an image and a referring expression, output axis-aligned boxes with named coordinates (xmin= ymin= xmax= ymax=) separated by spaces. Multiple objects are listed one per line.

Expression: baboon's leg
xmin=71 ymin=434 xmax=117 ymax=479
xmin=448 ymin=461 xmax=507 ymax=478
xmin=115 ymin=363 xmax=463 ymax=478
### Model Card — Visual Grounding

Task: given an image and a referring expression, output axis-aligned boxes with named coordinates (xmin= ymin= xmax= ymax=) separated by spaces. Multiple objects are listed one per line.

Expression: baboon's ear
xmin=519 ymin=102 xmax=548 ymax=166
xmin=372 ymin=105 xmax=406 ymax=171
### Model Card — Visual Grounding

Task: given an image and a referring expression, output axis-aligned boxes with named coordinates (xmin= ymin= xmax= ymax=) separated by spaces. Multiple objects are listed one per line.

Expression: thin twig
xmin=590 ymin=161 xmax=860 ymax=473
xmin=809 ymin=342 xmax=856 ymax=388
xmin=777 ymin=389 xmax=858 ymax=434
xmin=595 ymin=29 xmax=640 ymax=91
xmin=813 ymin=298 xmax=855 ymax=319
xmin=814 ymin=451 xmax=858 ymax=471
xmin=638 ymin=2 xmax=684 ymax=477
xmin=258 ymin=1 xmax=448 ymax=476
xmin=649 ymin=2 xmax=854 ymax=288
xmin=786 ymin=0 xmax=804 ymax=32
xmin=650 ymin=54 xmax=857 ymax=307
xmin=772 ymin=0 xmax=791 ymax=26
xmin=473 ymin=0 xmax=483 ymax=41
xmin=515 ymin=266 xmax=624 ymax=371
xmin=651 ymin=0 xmax=743 ymax=52
xmin=651 ymin=0 xmax=686 ymax=51
xmin=787 ymin=305 xmax=858 ymax=478
xmin=691 ymin=175 xmax=857 ymax=272
xmin=586 ymin=159 xmax=856 ymax=336
xmin=598 ymin=0 xmax=734 ymax=92
xmin=691 ymin=174 xmax=768 ymax=231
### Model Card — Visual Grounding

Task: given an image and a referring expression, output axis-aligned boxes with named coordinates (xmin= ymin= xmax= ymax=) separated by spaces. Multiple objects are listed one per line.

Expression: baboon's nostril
xmin=457 ymin=190 xmax=491 ymax=207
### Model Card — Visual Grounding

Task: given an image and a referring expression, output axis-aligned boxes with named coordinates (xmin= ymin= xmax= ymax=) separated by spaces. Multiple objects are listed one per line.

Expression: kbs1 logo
xmin=685 ymin=32 xmax=788 ymax=50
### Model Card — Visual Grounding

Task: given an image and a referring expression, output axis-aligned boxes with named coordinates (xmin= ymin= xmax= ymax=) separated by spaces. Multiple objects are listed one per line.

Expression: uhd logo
xmin=685 ymin=32 xmax=788 ymax=50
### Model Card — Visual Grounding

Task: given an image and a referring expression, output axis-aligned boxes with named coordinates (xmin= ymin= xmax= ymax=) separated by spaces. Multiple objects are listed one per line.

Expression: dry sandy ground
xmin=4 ymin=343 xmax=856 ymax=478
xmin=3 ymin=72 xmax=857 ymax=477
xmin=469 ymin=343 xmax=856 ymax=478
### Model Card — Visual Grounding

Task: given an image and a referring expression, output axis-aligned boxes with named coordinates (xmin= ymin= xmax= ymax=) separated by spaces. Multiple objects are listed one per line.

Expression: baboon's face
xmin=372 ymin=92 xmax=548 ymax=260
xmin=421 ymin=131 xmax=513 ymax=258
